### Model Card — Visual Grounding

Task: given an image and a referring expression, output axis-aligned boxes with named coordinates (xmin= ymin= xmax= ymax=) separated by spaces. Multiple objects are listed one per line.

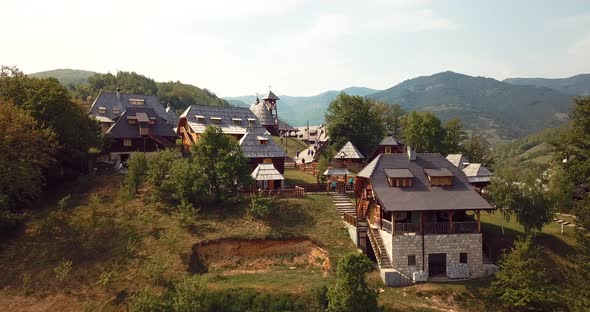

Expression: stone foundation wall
xmin=390 ymin=233 xmax=483 ymax=281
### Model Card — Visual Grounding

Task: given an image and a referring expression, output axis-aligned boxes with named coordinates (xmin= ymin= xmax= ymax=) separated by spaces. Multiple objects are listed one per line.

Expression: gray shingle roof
xmin=446 ymin=154 xmax=469 ymax=169
xmin=366 ymin=154 xmax=493 ymax=212
xmin=278 ymin=119 xmax=298 ymax=132
xmin=379 ymin=136 xmax=401 ymax=146
xmin=107 ymin=107 xmax=177 ymax=139
xmin=89 ymin=91 xmax=167 ymax=122
xmin=251 ymin=163 xmax=285 ymax=181
xmin=181 ymin=105 xmax=262 ymax=135
xmin=463 ymin=163 xmax=493 ymax=183
xmin=249 ymin=102 xmax=275 ymax=126
xmin=165 ymin=106 xmax=179 ymax=130
xmin=262 ymin=90 xmax=280 ymax=101
xmin=357 ymin=154 xmax=382 ymax=178
xmin=334 ymin=141 xmax=365 ymax=159
xmin=239 ymin=127 xmax=286 ymax=158
xmin=323 ymin=168 xmax=352 ymax=176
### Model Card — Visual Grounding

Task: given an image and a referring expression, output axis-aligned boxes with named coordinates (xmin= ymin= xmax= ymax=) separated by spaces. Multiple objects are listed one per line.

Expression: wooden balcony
xmin=380 ymin=221 xmax=479 ymax=235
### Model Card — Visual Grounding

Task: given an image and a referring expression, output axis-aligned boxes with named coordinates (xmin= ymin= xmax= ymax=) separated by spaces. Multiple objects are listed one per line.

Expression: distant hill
xmin=504 ymin=74 xmax=590 ymax=96
xmin=368 ymin=71 xmax=572 ymax=143
xmin=224 ymin=87 xmax=380 ymax=126
xmin=29 ymin=69 xmax=97 ymax=86
xmin=494 ymin=124 xmax=569 ymax=165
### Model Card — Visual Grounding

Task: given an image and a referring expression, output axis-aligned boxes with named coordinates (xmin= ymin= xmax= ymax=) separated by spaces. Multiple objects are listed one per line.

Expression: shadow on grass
xmin=481 ymin=222 xmax=523 ymax=262
xmin=267 ymin=199 xmax=317 ymax=237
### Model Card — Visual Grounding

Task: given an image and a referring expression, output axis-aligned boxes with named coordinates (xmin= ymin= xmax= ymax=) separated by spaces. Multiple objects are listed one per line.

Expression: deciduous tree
xmin=400 ymin=111 xmax=444 ymax=152
xmin=442 ymin=118 xmax=467 ymax=154
xmin=327 ymin=252 xmax=377 ymax=312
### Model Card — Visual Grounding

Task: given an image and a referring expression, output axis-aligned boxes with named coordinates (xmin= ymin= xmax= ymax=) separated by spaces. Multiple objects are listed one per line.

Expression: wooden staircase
xmin=330 ymin=193 xmax=356 ymax=216
xmin=368 ymin=224 xmax=393 ymax=269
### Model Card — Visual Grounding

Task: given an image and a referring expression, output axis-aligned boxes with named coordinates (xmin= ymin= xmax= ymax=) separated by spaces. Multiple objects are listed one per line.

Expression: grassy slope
xmin=284 ymin=168 xmax=318 ymax=186
xmin=29 ymin=69 xmax=97 ymax=86
xmin=271 ymin=136 xmax=308 ymax=159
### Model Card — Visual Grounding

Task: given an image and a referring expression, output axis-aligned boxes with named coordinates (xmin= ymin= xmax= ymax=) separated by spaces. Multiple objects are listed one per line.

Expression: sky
xmin=2 ymin=0 xmax=590 ymax=97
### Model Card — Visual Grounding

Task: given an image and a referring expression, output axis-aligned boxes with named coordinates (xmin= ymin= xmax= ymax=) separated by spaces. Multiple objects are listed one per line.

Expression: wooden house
xmin=333 ymin=141 xmax=365 ymax=167
xmin=239 ymin=127 xmax=286 ymax=174
xmin=462 ymin=163 xmax=493 ymax=193
xmin=445 ymin=154 xmax=470 ymax=170
xmin=367 ymin=136 xmax=405 ymax=161
xmin=89 ymin=91 xmax=178 ymax=163
xmin=347 ymin=147 xmax=494 ymax=285
xmin=249 ymin=91 xmax=280 ymax=135
xmin=251 ymin=163 xmax=285 ymax=190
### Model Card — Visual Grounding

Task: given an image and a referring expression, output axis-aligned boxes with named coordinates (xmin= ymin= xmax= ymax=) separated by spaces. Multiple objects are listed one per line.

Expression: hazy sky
xmin=2 ymin=0 xmax=590 ymax=96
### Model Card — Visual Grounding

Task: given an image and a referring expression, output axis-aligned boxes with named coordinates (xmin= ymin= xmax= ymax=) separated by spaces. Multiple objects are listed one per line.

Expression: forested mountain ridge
xmin=224 ymin=87 xmax=381 ymax=126
xmin=504 ymin=73 xmax=590 ymax=96
xmin=28 ymin=69 xmax=229 ymax=112
xmin=367 ymin=71 xmax=572 ymax=143
xmin=493 ymin=124 xmax=569 ymax=165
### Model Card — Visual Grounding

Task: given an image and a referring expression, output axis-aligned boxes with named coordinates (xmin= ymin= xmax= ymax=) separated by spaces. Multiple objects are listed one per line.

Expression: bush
xmin=124 ymin=153 xmax=148 ymax=195
xmin=97 ymin=268 xmax=118 ymax=292
xmin=248 ymin=194 xmax=274 ymax=219
xmin=54 ymin=259 xmax=73 ymax=286
xmin=58 ymin=194 xmax=72 ymax=210
xmin=0 ymin=207 xmax=22 ymax=232
xmin=129 ymin=288 xmax=171 ymax=312
xmin=327 ymin=252 xmax=377 ymax=312
xmin=172 ymin=275 xmax=206 ymax=312
xmin=144 ymin=254 xmax=171 ymax=285
xmin=177 ymin=201 xmax=199 ymax=229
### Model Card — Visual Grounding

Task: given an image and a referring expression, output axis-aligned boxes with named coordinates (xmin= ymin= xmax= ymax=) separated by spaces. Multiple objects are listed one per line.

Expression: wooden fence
xmin=244 ymin=186 xmax=305 ymax=198
xmin=343 ymin=212 xmax=357 ymax=226
xmin=297 ymin=183 xmax=328 ymax=193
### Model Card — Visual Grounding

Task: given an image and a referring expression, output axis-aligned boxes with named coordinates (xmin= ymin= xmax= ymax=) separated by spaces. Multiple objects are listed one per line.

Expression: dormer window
xmin=384 ymin=146 xmax=392 ymax=154
xmin=211 ymin=117 xmax=221 ymax=124
xmin=232 ymin=118 xmax=242 ymax=125
xmin=113 ymin=107 xmax=120 ymax=115
xmin=258 ymin=136 xmax=269 ymax=145
xmin=129 ymin=99 xmax=145 ymax=105
xmin=247 ymin=118 xmax=256 ymax=127
xmin=149 ymin=117 xmax=156 ymax=125
xmin=98 ymin=107 xmax=106 ymax=114
xmin=384 ymin=169 xmax=414 ymax=187
xmin=424 ymin=168 xmax=454 ymax=186
xmin=195 ymin=115 xmax=205 ymax=123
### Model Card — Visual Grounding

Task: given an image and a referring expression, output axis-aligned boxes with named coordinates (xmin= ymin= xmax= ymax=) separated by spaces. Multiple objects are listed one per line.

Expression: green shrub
xmin=177 ymin=201 xmax=199 ymax=229
xmin=97 ymin=268 xmax=118 ymax=292
xmin=327 ymin=252 xmax=377 ymax=312
xmin=129 ymin=288 xmax=171 ymax=312
xmin=54 ymin=259 xmax=73 ymax=286
xmin=0 ymin=207 xmax=22 ymax=232
xmin=58 ymin=194 xmax=72 ymax=210
xmin=144 ymin=254 xmax=171 ymax=285
xmin=124 ymin=153 xmax=148 ymax=195
xmin=172 ymin=275 xmax=206 ymax=312
xmin=248 ymin=194 xmax=274 ymax=219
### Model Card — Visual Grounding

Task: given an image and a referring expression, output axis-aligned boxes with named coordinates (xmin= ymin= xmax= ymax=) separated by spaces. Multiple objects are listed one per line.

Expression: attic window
xmin=424 ymin=168 xmax=454 ymax=186
xmin=258 ymin=136 xmax=269 ymax=145
xmin=149 ymin=117 xmax=156 ymax=125
xmin=113 ymin=107 xmax=120 ymax=115
xmin=211 ymin=117 xmax=222 ymax=124
xmin=384 ymin=146 xmax=392 ymax=154
xmin=247 ymin=118 xmax=256 ymax=126
xmin=127 ymin=116 xmax=138 ymax=125
xmin=195 ymin=115 xmax=205 ymax=123
xmin=98 ymin=107 xmax=106 ymax=114
xmin=232 ymin=118 xmax=242 ymax=125
xmin=384 ymin=169 xmax=414 ymax=187
xmin=129 ymin=99 xmax=145 ymax=105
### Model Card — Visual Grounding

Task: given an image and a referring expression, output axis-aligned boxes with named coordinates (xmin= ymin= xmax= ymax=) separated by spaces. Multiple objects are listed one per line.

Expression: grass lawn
xmin=284 ymin=168 xmax=318 ymax=186
xmin=272 ymin=136 xmax=308 ymax=159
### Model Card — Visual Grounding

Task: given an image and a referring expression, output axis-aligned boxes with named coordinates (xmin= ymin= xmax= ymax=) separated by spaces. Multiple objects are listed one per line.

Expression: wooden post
xmin=476 ymin=210 xmax=481 ymax=233
xmin=449 ymin=211 xmax=455 ymax=234
xmin=392 ymin=212 xmax=397 ymax=236
xmin=420 ymin=211 xmax=424 ymax=234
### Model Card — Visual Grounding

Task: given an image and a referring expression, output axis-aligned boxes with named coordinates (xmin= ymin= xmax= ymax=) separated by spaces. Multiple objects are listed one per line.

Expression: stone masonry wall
xmin=390 ymin=233 xmax=483 ymax=280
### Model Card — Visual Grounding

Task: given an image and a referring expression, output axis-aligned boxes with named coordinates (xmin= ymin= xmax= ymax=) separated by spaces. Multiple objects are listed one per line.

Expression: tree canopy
xmin=327 ymin=252 xmax=377 ymax=312
xmin=325 ymin=93 xmax=386 ymax=156
xmin=400 ymin=111 xmax=444 ymax=153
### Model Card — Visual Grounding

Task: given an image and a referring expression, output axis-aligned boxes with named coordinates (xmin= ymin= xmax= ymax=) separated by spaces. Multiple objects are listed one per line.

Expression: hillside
xmin=368 ymin=71 xmax=572 ymax=143
xmin=494 ymin=124 xmax=569 ymax=165
xmin=504 ymin=74 xmax=590 ymax=96
xmin=224 ymin=87 xmax=381 ymax=126
xmin=28 ymin=69 xmax=97 ymax=86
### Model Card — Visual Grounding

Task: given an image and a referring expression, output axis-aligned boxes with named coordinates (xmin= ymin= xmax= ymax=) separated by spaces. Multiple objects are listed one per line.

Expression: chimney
xmin=116 ymin=87 xmax=121 ymax=103
xmin=407 ymin=146 xmax=416 ymax=161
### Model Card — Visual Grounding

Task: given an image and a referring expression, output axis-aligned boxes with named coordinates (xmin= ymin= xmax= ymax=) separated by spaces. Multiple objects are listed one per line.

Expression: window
xmin=247 ymin=118 xmax=256 ymax=127
xmin=385 ymin=146 xmax=392 ymax=154
xmin=408 ymin=255 xmax=416 ymax=266
xmin=149 ymin=117 xmax=156 ymax=125
xmin=211 ymin=117 xmax=221 ymax=124
xmin=232 ymin=118 xmax=242 ymax=125
xmin=98 ymin=107 xmax=106 ymax=114
xmin=128 ymin=99 xmax=145 ymax=105
xmin=123 ymin=139 xmax=132 ymax=147
xmin=113 ymin=108 xmax=120 ymax=115
xmin=128 ymin=119 xmax=138 ymax=125
xmin=195 ymin=115 xmax=205 ymax=123
xmin=460 ymin=253 xmax=468 ymax=264
xmin=259 ymin=140 xmax=268 ymax=145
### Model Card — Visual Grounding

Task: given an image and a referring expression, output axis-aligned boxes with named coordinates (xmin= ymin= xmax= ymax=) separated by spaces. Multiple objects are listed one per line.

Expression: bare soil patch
xmin=189 ymin=238 xmax=330 ymax=274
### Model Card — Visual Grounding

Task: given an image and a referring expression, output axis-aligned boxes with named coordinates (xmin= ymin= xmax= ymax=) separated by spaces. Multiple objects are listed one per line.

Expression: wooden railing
xmin=424 ymin=222 xmax=449 ymax=234
xmin=452 ymin=221 xmax=478 ymax=234
xmin=343 ymin=212 xmax=357 ymax=226
xmin=284 ymin=161 xmax=296 ymax=169
xmin=382 ymin=219 xmax=393 ymax=233
xmin=395 ymin=223 xmax=420 ymax=235
xmin=244 ymin=187 xmax=305 ymax=198
xmin=297 ymin=183 xmax=328 ymax=193
xmin=366 ymin=220 xmax=382 ymax=263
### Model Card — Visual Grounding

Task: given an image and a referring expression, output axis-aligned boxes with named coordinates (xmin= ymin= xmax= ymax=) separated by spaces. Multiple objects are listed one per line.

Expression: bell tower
xmin=262 ymin=85 xmax=280 ymax=131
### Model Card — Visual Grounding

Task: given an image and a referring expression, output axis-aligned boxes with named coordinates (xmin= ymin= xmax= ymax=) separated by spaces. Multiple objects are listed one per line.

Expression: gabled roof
xmin=379 ymin=136 xmax=401 ymax=146
xmin=446 ymin=154 xmax=469 ymax=169
xmin=463 ymin=163 xmax=493 ymax=183
xmin=249 ymin=102 xmax=275 ymax=126
xmin=335 ymin=141 xmax=365 ymax=159
xmin=278 ymin=119 xmax=298 ymax=132
xmin=261 ymin=90 xmax=280 ymax=101
xmin=181 ymin=105 xmax=261 ymax=135
xmin=251 ymin=163 xmax=284 ymax=181
xmin=239 ymin=127 xmax=286 ymax=158
xmin=323 ymin=168 xmax=352 ymax=176
xmin=364 ymin=153 xmax=493 ymax=212
xmin=89 ymin=91 xmax=167 ymax=122
xmin=107 ymin=107 xmax=177 ymax=139
xmin=165 ymin=106 xmax=179 ymax=129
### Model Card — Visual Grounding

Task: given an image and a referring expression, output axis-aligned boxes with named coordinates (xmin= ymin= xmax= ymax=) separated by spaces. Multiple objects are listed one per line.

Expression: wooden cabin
xmin=367 ymin=135 xmax=405 ymax=161
xmin=349 ymin=147 xmax=494 ymax=285
xmin=333 ymin=141 xmax=365 ymax=167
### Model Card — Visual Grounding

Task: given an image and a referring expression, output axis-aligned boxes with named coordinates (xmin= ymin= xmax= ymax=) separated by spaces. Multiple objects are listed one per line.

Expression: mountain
xmin=224 ymin=87 xmax=380 ymax=126
xmin=28 ymin=69 xmax=97 ymax=86
xmin=368 ymin=71 xmax=572 ymax=143
xmin=494 ymin=124 xmax=569 ymax=165
xmin=504 ymin=74 xmax=590 ymax=96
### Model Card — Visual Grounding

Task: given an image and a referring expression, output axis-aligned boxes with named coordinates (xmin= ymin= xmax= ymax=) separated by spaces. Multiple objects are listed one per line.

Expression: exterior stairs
xmin=330 ymin=193 xmax=356 ymax=216
xmin=368 ymin=225 xmax=393 ymax=269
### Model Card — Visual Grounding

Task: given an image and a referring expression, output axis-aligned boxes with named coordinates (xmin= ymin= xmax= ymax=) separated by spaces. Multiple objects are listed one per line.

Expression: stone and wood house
xmin=347 ymin=147 xmax=494 ymax=285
